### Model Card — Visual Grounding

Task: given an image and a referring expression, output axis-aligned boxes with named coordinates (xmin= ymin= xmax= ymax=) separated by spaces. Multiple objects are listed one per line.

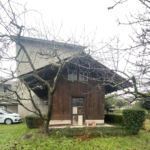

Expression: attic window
xmin=79 ymin=71 xmax=88 ymax=81
xmin=68 ymin=70 xmax=77 ymax=81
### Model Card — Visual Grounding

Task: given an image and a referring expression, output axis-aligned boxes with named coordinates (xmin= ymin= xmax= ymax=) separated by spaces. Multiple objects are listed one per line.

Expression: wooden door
xmin=72 ymin=98 xmax=84 ymax=126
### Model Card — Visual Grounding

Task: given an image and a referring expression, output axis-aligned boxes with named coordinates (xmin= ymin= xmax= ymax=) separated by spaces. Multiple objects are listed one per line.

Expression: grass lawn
xmin=0 ymin=120 xmax=150 ymax=150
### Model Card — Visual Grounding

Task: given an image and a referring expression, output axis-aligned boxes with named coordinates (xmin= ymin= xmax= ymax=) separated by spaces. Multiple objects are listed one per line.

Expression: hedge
xmin=123 ymin=109 xmax=146 ymax=134
xmin=25 ymin=114 xmax=44 ymax=129
xmin=49 ymin=126 xmax=132 ymax=138
xmin=105 ymin=114 xmax=124 ymax=126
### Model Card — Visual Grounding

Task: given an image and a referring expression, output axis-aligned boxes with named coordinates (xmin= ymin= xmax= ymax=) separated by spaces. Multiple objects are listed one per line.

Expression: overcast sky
xmin=0 ymin=0 xmax=144 ymax=78
xmin=15 ymin=0 xmax=142 ymax=44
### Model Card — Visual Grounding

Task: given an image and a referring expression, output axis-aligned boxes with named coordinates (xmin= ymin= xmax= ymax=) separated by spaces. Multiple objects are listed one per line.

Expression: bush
xmin=123 ymin=109 xmax=146 ymax=134
xmin=49 ymin=126 xmax=132 ymax=138
xmin=25 ymin=114 xmax=44 ymax=129
xmin=105 ymin=114 xmax=124 ymax=126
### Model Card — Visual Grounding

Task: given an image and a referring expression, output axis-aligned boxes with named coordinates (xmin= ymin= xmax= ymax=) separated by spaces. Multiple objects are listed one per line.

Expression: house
xmin=14 ymin=36 xmax=131 ymax=126
xmin=0 ymin=78 xmax=18 ymax=113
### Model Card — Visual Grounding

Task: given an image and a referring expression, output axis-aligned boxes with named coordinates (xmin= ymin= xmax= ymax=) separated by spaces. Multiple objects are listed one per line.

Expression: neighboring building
xmin=0 ymin=79 xmax=18 ymax=113
xmin=14 ymin=36 xmax=131 ymax=125
xmin=108 ymin=105 xmax=115 ymax=113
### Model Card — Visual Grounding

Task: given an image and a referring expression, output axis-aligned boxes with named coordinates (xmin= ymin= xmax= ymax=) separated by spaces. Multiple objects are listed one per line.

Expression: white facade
xmin=16 ymin=37 xmax=85 ymax=76
xmin=0 ymin=80 xmax=18 ymax=113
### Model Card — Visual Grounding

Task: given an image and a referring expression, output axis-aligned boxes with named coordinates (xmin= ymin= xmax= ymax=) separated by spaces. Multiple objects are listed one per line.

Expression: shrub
xmin=123 ymin=109 xmax=146 ymax=134
xmin=105 ymin=114 xmax=124 ymax=126
xmin=25 ymin=114 xmax=44 ymax=129
xmin=49 ymin=126 xmax=132 ymax=138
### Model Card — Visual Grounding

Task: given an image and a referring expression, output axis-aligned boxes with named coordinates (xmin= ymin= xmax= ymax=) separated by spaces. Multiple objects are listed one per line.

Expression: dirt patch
xmin=74 ymin=134 xmax=92 ymax=141
xmin=141 ymin=128 xmax=146 ymax=130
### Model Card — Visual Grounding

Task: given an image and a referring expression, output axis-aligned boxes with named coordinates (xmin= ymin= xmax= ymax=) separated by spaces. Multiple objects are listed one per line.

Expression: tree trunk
xmin=44 ymin=121 xmax=49 ymax=136
xmin=44 ymin=90 xmax=54 ymax=136
xmin=43 ymin=66 xmax=62 ymax=136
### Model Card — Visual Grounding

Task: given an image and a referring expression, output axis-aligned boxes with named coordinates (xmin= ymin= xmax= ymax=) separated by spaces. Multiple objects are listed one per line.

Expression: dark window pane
xmin=73 ymin=102 xmax=76 ymax=106
xmin=72 ymin=98 xmax=83 ymax=106
xmin=76 ymin=102 xmax=80 ymax=106
xmin=84 ymin=76 xmax=87 ymax=81
xmin=73 ymin=98 xmax=77 ymax=101
xmin=3 ymin=88 xmax=7 ymax=93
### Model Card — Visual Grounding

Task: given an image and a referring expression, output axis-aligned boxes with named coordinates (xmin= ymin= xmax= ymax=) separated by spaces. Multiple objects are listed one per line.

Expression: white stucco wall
xmin=17 ymin=82 xmax=48 ymax=118
xmin=18 ymin=97 xmax=48 ymax=118
xmin=16 ymin=38 xmax=85 ymax=76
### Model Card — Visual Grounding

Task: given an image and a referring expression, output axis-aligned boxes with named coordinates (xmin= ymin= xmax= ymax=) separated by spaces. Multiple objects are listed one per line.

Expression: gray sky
xmin=0 ymin=0 xmax=143 ymax=77
xmin=17 ymin=0 xmax=142 ymax=43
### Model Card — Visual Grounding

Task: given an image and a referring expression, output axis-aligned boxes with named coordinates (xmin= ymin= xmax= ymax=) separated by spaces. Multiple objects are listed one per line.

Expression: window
xmin=3 ymin=87 xmax=7 ymax=93
xmin=68 ymin=70 xmax=77 ymax=81
xmin=73 ymin=98 xmax=83 ymax=106
xmin=79 ymin=71 xmax=88 ymax=81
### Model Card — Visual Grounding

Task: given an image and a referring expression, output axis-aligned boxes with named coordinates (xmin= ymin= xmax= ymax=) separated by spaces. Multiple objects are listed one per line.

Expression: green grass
xmin=146 ymin=113 xmax=150 ymax=119
xmin=113 ymin=109 xmax=123 ymax=114
xmin=0 ymin=120 xmax=150 ymax=150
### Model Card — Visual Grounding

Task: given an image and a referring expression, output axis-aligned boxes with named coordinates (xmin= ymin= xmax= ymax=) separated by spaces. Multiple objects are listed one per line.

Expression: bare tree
xmin=0 ymin=0 xmax=88 ymax=136
xmin=104 ymin=0 xmax=150 ymax=105
xmin=0 ymin=0 xmax=131 ymax=136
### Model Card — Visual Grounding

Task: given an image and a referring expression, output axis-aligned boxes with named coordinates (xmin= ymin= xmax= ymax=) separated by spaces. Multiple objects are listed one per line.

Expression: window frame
xmin=72 ymin=98 xmax=83 ymax=107
xmin=79 ymin=71 xmax=88 ymax=82
xmin=68 ymin=70 xmax=77 ymax=81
